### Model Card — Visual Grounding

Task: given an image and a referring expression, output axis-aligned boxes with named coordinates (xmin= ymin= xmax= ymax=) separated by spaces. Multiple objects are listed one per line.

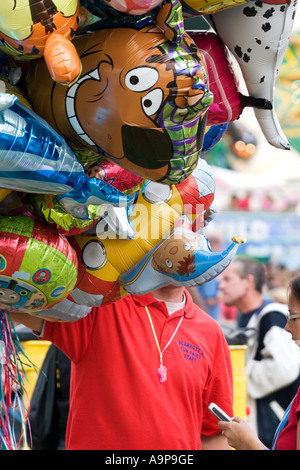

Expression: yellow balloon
xmin=182 ymin=0 xmax=246 ymax=15
xmin=0 ymin=189 xmax=11 ymax=203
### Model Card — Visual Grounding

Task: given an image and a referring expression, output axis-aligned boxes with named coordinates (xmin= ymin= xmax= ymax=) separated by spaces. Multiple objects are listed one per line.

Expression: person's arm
xmin=247 ymin=315 xmax=300 ymax=398
xmin=9 ymin=312 xmax=45 ymax=335
xmin=218 ymin=417 xmax=266 ymax=450
xmin=201 ymin=432 xmax=232 ymax=450
xmin=297 ymin=416 xmax=300 ymax=450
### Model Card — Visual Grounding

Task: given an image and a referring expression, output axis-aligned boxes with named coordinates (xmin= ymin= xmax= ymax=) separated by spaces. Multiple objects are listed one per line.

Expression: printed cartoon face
xmin=28 ymin=24 xmax=212 ymax=184
xmin=0 ymin=276 xmax=47 ymax=311
xmin=0 ymin=0 xmax=79 ymax=58
xmin=152 ymin=231 xmax=200 ymax=275
xmin=0 ymin=215 xmax=78 ymax=314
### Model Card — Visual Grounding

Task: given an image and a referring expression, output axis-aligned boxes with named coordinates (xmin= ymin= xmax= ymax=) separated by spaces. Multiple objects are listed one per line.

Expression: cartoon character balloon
xmin=27 ymin=159 xmax=143 ymax=236
xmin=81 ymin=0 xmax=163 ymax=15
xmin=27 ymin=22 xmax=213 ymax=185
xmin=0 ymin=0 xmax=81 ymax=85
xmin=36 ymin=158 xmax=244 ymax=321
xmin=0 ymin=215 xmax=78 ymax=314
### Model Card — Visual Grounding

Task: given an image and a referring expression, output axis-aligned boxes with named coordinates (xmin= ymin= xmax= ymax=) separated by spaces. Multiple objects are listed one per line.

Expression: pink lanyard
xmin=145 ymin=306 xmax=184 ymax=383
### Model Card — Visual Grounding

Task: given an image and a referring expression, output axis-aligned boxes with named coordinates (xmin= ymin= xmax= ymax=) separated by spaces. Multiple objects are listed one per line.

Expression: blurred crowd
xmin=189 ymin=227 xmax=300 ymax=449
xmin=227 ymin=190 xmax=300 ymax=213
xmin=190 ymin=232 xmax=299 ymax=325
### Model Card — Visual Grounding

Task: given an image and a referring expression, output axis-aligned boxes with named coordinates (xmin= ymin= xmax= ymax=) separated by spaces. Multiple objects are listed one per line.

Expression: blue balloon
xmin=202 ymin=123 xmax=228 ymax=153
xmin=119 ymin=223 xmax=244 ymax=295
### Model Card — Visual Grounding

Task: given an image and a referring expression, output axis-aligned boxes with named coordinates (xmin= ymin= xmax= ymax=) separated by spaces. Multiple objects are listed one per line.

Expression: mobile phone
xmin=208 ymin=402 xmax=232 ymax=422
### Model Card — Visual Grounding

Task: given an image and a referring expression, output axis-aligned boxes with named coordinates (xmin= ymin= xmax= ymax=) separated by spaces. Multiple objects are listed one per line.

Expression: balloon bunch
xmin=0 ymin=0 xmax=296 ymax=323
xmin=0 ymin=0 xmax=297 ymax=449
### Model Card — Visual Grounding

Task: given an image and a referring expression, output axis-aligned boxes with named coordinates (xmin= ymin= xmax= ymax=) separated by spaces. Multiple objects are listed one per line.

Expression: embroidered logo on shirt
xmin=178 ymin=340 xmax=204 ymax=362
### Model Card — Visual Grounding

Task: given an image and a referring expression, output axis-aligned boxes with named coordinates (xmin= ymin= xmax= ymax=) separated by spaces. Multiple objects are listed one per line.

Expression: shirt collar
xmin=131 ymin=289 xmax=196 ymax=319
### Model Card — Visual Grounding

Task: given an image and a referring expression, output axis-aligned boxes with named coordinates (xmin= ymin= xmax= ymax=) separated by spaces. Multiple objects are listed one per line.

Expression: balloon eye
xmin=165 ymin=259 xmax=173 ymax=268
xmin=82 ymin=241 xmax=107 ymax=270
xmin=125 ymin=67 xmax=159 ymax=92
xmin=183 ymin=243 xmax=191 ymax=250
xmin=142 ymin=89 xmax=163 ymax=116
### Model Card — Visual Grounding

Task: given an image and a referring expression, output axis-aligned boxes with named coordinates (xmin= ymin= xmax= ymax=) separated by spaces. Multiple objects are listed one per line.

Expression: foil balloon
xmin=0 ymin=215 xmax=78 ymax=314
xmin=27 ymin=22 xmax=213 ymax=185
xmin=181 ymin=0 xmax=246 ymax=16
xmin=190 ymin=31 xmax=244 ymax=125
xmin=190 ymin=30 xmax=287 ymax=130
xmin=29 ymin=160 xmax=143 ymax=236
xmin=119 ymin=226 xmax=244 ymax=295
xmin=39 ymin=159 xmax=244 ymax=321
xmin=0 ymin=0 xmax=81 ymax=85
xmin=81 ymin=0 xmax=163 ymax=15
xmin=208 ymin=0 xmax=297 ymax=150
xmin=0 ymin=189 xmax=10 ymax=203
xmin=0 ymin=91 xmax=131 ymax=220
xmin=202 ymin=123 xmax=228 ymax=152
xmin=181 ymin=0 xmax=292 ymax=17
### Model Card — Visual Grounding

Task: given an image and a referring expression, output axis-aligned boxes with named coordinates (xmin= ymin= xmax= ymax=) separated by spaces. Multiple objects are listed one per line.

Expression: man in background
xmin=219 ymin=257 xmax=300 ymax=448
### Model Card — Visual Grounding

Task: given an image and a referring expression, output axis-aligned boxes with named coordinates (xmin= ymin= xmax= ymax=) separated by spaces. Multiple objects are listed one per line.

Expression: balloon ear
xmin=44 ymin=33 xmax=82 ymax=85
xmin=155 ymin=0 xmax=185 ymax=42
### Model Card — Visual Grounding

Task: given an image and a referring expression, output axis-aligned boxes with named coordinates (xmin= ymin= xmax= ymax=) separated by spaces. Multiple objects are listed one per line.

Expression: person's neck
xmin=150 ymin=286 xmax=185 ymax=303
xmin=238 ymin=292 xmax=263 ymax=315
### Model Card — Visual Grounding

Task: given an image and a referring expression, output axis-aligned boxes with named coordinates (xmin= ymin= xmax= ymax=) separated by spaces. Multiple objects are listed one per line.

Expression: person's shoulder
xmin=258 ymin=301 xmax=288 ymax=330
xmin=260 ymin=301 xmax=288 ymax=316
xmin=192 ymin=302 xmax=223 ymax=329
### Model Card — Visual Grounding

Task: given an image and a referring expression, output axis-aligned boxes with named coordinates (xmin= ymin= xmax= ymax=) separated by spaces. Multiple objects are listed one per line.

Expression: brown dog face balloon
xmin=27 ymin=24 xmax=213 ymax=184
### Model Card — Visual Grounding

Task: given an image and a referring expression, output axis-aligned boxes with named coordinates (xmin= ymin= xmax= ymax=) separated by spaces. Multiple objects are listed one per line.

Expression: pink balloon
xmin=190 ymin=32 xmax=243 ymax=125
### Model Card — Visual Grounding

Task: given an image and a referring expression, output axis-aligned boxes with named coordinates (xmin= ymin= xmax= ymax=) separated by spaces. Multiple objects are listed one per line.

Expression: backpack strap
xmin=256 ymin=302 xmax=288 ymax=324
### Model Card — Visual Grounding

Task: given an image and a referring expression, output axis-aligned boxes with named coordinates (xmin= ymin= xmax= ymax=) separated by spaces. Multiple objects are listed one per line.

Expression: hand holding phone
xmin=208 ymin=402 xmax=232 ymax=422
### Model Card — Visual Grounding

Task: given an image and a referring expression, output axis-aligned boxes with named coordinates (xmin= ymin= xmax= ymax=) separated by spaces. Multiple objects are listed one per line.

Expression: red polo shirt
xmin=275 ymin=387 xmax=300 ymax=450
xmin=43 ymin=290 xmax=233 ymax=449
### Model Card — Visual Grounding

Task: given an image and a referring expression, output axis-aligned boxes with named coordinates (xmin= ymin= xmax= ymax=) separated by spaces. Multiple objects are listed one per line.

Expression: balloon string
xmin=0 ymin=310 xmax=33 ymax=450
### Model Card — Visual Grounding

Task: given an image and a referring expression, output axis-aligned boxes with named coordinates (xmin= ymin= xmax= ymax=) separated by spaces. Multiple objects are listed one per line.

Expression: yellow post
xmin=20 ymin=340 xmax=51 ymax=406
xmin=229 ymin=345 xmax=247 ymax=419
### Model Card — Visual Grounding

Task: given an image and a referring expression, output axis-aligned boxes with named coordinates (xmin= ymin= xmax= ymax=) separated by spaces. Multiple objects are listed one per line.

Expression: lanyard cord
xmin=145 ymin=306 xmax=184 ymax=365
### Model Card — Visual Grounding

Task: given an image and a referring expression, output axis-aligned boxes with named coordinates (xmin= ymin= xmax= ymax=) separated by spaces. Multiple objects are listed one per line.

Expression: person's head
xmin=151 ymin=284 xmax=185 ymax=303
xmin=285 ymin=274 xmax=300 ymax=347
xmin=218 ymin=257 xmax=266 ymax=313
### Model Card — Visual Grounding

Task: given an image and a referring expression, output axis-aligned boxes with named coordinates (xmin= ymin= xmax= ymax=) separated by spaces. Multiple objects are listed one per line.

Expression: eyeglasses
xmin=286 ymin=313 xmax=300 ymax=321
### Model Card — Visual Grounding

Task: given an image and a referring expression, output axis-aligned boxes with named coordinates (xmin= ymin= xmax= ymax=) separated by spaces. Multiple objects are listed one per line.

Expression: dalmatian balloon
xmin=208 ymin=0 xmax=298 ymax=150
